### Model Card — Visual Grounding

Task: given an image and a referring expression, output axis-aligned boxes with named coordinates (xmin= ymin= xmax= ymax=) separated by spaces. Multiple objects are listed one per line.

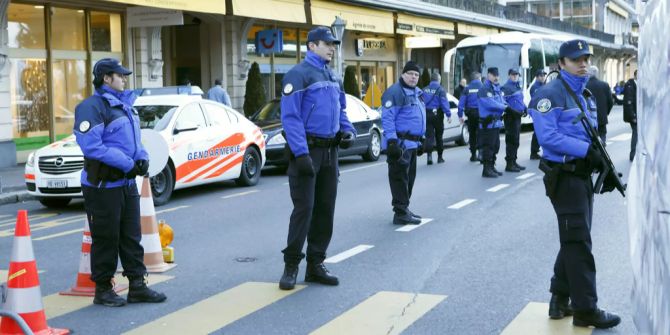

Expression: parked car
xmin=251 ymin=94 xmax=382 ymax=167
xmin=24 ymin=86 xmax=265 ymax=208
xmin=440 ymin=93 xmax=469 ymax=146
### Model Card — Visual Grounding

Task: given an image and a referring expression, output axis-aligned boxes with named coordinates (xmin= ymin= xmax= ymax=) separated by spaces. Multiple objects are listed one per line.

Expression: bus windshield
xmin=455 ymin=43 xmax=522 ymax=86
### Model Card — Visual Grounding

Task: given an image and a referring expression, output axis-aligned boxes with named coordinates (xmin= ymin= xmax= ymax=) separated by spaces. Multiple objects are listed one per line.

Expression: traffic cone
xmin=139 ymin=176 xmax=176 ymax=272
xmin=59 ymin=220 xmax=128 ymax=296
xmin=0 ymin=210 xmax=69 ymax=335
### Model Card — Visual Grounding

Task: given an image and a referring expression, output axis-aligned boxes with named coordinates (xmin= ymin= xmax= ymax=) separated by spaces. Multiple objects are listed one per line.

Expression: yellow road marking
xmin=0 ymin=269 xmax=45 ymax=285
xmin=0 ymin=215 xmax=86 ymax=238
xmin=500 ymin=302 xmax=592 ymax=335
xmin=0 ymin=213 xmax=59 ymax=228
xmin=44 ymin=274 xmax=173 ymax=320
xmin=311 ymin=291 xmax=446 ymax=335
xmin=123 ymin=282 xmax=305 ymax=335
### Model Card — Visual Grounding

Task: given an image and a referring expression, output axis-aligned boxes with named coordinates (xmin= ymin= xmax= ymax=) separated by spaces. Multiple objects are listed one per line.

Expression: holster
xmin=84 ymin=158 xmax=124 ymax=185
xmin=480 ymin=115 xmax=495 ymax=128
xmin=539 ymin=159 xmax=561 ymax=198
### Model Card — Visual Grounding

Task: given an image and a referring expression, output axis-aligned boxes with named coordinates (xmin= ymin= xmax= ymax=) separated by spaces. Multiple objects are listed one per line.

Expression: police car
xmin=441 ymin=93 xmax=469 ymax=146
xmin=24 ymin=86 xmax=266 ymax=208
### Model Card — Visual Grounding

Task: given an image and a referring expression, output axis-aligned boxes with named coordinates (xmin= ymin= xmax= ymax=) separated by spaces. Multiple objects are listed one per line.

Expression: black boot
xmin=573 ymin=308 xmax=621 ymax=329
xmin=514 ymin=161 xmax=526 ymax=170
xmin=482 ymin=163 xmax=498 ymax=178
xmin=492 ymin=164 xmax=503 ymax=176
xmin=478 ymin=151 xmax=483 ymax=164
xmin=427 ymin=152 xmax=433 ymax=165
xmin=437 ymin=152 xmax=445 ymax=163
xmin=548 ymin=294 xmax=573 ymax=319
xmin=407 ymin=209 xmax=422 ymax=220
xmin=279 ymin=264 xmax=299 ymax=290
xmin=127 ymin=276 xmax=167 ymax=303
xmin=505 ymin=162 xmax=521 ymax=172
xmin=305 ymin=263 xmax=339 ymax=286
xmin=93 ymin=281 xmax=126 ymax=307
xmin=393 ymin=212 xmax=421 ymax=225
xmin=469 ymin=153 xmax=478 ymax=162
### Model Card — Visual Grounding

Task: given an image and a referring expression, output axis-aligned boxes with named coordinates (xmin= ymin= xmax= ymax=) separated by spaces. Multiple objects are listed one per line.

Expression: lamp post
xmin=331 ymin=16 xmax=346 ymax=77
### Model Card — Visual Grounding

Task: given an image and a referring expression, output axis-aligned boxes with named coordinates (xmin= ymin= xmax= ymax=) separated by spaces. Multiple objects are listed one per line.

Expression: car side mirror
xmin=173 ymin=121 xmax=199 ymax=134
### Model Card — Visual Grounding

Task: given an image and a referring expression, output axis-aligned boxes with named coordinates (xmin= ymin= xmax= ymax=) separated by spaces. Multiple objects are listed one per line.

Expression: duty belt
xmin=541 ymin=158 xmax=592 ymax=176
xmin=306 ymin=135 xmax=338 ymax=148
xmin=397 ymin=133 xmax=422 ymax=142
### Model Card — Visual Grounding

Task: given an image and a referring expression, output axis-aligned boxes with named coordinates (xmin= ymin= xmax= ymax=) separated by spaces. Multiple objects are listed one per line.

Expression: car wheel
xmin=38 ymin=197 xmax=71 ymax=208
xmin=236 ymin=147 xmax=261 ymax=186
xmin=151 ymin=164 xmax=174 ymax=207
xmin=456 ymin=123 xmax=469 ymax=146
xmin=362 ymin=130 xmax=381 ymax=161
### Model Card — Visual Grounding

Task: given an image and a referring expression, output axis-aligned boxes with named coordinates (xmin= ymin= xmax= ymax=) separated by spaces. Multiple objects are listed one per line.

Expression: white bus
xmin=445 ymin=32 xmax=575 ymax=124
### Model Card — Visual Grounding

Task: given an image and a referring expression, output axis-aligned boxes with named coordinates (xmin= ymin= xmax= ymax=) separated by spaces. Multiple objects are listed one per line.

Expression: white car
xmin=25 ymin=87 xmax=266 ymax=208
xmin=441 ymin=93 xmax=469 ymax=146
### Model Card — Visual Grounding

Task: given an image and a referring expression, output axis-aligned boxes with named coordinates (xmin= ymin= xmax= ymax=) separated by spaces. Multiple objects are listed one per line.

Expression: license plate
xmin=47 ymin=180 xmax=67 ymax=188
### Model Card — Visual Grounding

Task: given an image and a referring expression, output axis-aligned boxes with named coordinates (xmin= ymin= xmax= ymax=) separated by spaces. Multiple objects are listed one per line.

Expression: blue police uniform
xmin=501 ymin=75 xmax=526 ymax=170
xmin=74 ymin=82 xmax=148 ymax=285
xmin=458 ymin=79 xmax=483 ymax=159
xmin=529 ymin=78 xmax=546 ymax=158
xmin=422 ymin=80 xmax=454 ymax=162
xmin=279 ymin=42 xmax=356 ymax=274
xmin=477 ymin=77 xmax=507 ymax=175
xmin=530 ymin=40 xmax=621 ymax=329
xmin=381 ymin=73 xmax=426 ymax=222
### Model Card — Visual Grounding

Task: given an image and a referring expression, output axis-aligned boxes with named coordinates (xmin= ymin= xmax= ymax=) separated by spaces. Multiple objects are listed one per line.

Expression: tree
xmin=343 ymin=66 xmax=360 ymax=99
xmin=420 ymin=67 xmax=431 ymax=89
xmin=243 ymin=62 xmax=266 ymax=117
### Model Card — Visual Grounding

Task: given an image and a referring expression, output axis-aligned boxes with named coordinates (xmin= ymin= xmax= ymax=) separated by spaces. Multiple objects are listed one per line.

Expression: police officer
xmin=529 ymin=69 xmax=546 ymax=160
xmin=478 ymin=67 xmax=510 ymax=178
xmin=74 ymin=59 xmax=166 ymax=307
xmin=422 ymin=72 xmax=462 ymax=165
xmin=458 ymin=72 xmax=483 ymax=162
xmin=382 ymin=61 xmax=426 ymax=225
xmin=278 ymin=27 xmax=356 ymax=290
xmin=529 ymin=40 xmax=621 ymax=329
xmin=501 ymin=68 xmax=527 ymax=172
xmin=623 ymin=70 xmax=637 ymax=161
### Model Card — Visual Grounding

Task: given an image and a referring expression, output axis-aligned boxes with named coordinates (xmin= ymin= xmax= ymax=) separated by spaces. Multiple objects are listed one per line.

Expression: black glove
xmin=125 ymin=164 xmax=141 ymax=178
xmin=136 ymin=160 xmax=149 ymax=176
xmin=386 ymin=139 xmax=402 ymax=160
xmin=504 ymin=106 xmax=520 ymax=115
xmin=416 ymin=137 xmax=425 ymax=157
xmin=339 ymin=131 xmax=355 ymax=149
xmin=586 ymin=146 xmax=604 ymax=172
xmin=522 ymin=108 xmax=528 ymax=117
xmin=294 ymin=155 xmax=315 ymax=177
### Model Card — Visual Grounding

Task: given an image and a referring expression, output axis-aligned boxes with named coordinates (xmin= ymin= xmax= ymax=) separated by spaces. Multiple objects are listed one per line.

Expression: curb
xmin=0 ymin=191 xmax=34 ymax=206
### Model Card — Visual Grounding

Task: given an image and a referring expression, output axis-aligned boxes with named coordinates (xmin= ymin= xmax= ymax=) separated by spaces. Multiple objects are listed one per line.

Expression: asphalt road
xmin=0 ymin=107 xmax=639 ymax=334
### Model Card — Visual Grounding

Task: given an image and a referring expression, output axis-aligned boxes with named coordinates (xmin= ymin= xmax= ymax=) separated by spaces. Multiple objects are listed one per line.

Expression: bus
xmin=444 ymin=32 xmax=575 ymax=124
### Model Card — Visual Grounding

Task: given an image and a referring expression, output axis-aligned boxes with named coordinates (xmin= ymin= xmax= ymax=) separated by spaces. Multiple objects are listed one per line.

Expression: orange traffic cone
xmin=139 ymin=176 xmax=176 ymax=273
xmin=59 ymin=220 xmax=128 ymax=296
xmin=0 ymin=210 xmax=69 ymax=335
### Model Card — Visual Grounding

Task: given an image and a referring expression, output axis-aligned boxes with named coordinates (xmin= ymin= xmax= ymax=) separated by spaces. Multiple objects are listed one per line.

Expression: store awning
xmin=396 ymin=13 xmax=455 ymax=40
xmin=311 ymin=0 xmax=394 ymax=35
xmin=457 ymin=23 xmax=499 ymax=36
xmin=102 ymin=0 xmax=225 ymax=15
xmin=607 ymin=1 xmax=629 ymax=19
xmin=233 ymin=0 xmax=306 ymax=23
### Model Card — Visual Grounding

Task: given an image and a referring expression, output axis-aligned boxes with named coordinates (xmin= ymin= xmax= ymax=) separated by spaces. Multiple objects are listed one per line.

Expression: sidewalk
xmin=0 ymin=164 xmax=33 ymax=205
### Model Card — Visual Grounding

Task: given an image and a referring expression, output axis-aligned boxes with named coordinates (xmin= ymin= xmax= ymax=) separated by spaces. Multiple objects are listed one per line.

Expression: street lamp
xmin=331 ymin=16 xmax=347 ymax=77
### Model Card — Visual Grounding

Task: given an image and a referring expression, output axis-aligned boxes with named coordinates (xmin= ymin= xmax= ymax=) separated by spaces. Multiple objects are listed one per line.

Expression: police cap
xmin=508 ymin=68 xmax=520 ymax=75
xmin=307 ymin=27 xmax=340 ymax=45
xmin=559 ymin=39 xmax=592 ymax=59
xmin=93 ymin=58 xmax=132 ymax=78
xmin=535 ymin=69 xmax=547 ymax=77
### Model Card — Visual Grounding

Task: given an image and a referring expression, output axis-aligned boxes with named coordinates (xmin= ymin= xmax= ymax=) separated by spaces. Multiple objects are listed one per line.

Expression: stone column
xmin=0 ymin=1 xmax=17 ymax=167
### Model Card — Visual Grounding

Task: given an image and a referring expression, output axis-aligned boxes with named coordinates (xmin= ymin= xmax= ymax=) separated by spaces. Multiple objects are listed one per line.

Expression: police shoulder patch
xmin=79 ymin=121 xmax=90 ymax=133
xmin=283 ymin=83 xmax=293 ymax=95
xmin=385 ymin=100 xmax=392 ymax=108
xmin=536 ymin=98 xmax=552 ymax=113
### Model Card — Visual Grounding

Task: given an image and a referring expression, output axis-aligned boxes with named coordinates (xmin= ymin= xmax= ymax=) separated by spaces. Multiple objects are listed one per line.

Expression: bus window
xmin=483 ymin=44 xmax=522 ymax=84
xmin=544 ymin=39 xmax=561 ymax=71
xmin=455 ymin=46 xmax=485 ymax=87
xmin=529 ymin=39 xmax=544 ymax=88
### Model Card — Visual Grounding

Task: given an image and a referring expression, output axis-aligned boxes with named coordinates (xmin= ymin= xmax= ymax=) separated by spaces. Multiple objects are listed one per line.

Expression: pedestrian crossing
xmin=501 ymin=302 xmax=593 ymax=335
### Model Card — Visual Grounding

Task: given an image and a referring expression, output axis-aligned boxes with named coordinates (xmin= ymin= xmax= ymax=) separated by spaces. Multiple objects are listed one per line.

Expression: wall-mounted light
xmin=238 ymin=59 xmax=250 ymax=79
xmin=148 ymin=59 xmax=163 ymax=81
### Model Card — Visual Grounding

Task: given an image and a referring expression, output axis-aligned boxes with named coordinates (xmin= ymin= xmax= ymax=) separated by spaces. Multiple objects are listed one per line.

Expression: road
xmin=0 ymin=107 xmax=637 ymax=334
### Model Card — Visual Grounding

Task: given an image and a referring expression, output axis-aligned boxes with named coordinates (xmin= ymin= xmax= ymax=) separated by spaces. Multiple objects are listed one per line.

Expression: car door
xmin=200 ymin=102 xmax=244 ymax=181
xmin=442 ymin=95 xmax=461 ymax=141
xmin=170 ymin=102 xmax=211 ymax=186
xmin=344 ymin=96 xmax=371 ymax=153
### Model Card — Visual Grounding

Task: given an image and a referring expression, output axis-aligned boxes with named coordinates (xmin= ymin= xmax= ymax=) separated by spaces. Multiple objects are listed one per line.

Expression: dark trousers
xmin=387 ymin=148 xmax=417 ymax=215
xmin=82 ymin=184 xmax=146 ymax=283
xmin=630 ymin=122 xmax=637 ymax=157
xmin=425 ymin=111 xmax=445 ymax=155
xmin=479 ymin=127 xmax=500 ymax=163
xmin=466 ymin=108 xmax=479 ymax=155
xmin=531 ymin=132 xmax=540 ymax=155
xmin=283 ymin=146 xmax=339 ymax=265
xmin=504 ymin=113 xmax=521 ymax=163
xmin=546 ymin=172 xmax=597 ymax=311
xmin=598 ymin=124 xmax=607 ymax=145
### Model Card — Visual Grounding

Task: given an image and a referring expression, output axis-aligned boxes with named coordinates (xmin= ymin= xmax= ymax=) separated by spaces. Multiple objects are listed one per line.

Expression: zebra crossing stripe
xmin=500 ymin=302 xmax=592 ymax=335
xmin=310 ymin=291 xmax=446 ymax=335
xmin=44 ymin=274 xmax=173 ymax=320
xmin=123 ymin=282 xmax=305 ymax=335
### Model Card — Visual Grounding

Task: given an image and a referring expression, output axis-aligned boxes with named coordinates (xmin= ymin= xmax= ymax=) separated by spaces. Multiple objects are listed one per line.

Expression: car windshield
xmin=251 ymin=101 xmax=281 ymax=122
xmin=136 ymin=105 xmax=178 ymax=130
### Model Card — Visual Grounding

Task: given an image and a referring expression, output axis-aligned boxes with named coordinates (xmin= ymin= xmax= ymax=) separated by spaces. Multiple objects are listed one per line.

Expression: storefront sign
xmin=255 ymin=29 xmax=284 ymax=55
xmin=396 ymin=14 xmax=455 ymax=40
xmin=355 ymin=38 xmax=387 ymax=57
xmin=310 ymin=0 xmax=394 ymax=34
xmin=127 ymin=7 xmax=183 ymax=27
xmin=404 ymin=36 xmax=441 ymax=49
xmin=104 ymin=0 xmax=225 ymax=15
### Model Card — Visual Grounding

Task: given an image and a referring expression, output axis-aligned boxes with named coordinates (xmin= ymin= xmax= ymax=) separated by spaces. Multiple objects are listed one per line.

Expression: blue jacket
xmin=501 ymin=79 xmax=526 ymax=115
xmin=74 ymin=86 xmax=148 ymax=188
xmin=280 ymin=51 xmax=355 ymax=157
xmin=458 ymin=79 xmax=483 ymax=115
xmin=381 ymin=80 xmax=426 ymax=150
xmin=477 ymin=80 xmax=506 ymax=129
xmin=529 ymin=81 xmax=544 ymax=98
xmin=422 ymin=81 xmax=455 ymax=118
xmin=529 ymin=70 xmax=598 ymax=163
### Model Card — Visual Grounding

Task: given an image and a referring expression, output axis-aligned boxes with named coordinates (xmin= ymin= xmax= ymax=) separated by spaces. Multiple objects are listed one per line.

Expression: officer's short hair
xmin=471 ymin=71 xmax=481 ymax=80
xmin=430 ymin=72 xmax=441 ymax=82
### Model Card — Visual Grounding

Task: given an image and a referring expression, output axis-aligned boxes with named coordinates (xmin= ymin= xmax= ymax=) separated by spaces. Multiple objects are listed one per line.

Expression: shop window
xmin=50 ymin=7 xmax=86 ymax=51
xmin=52 ymin=60 xmax=87 ymax=140
xmin=10 ymin=59 xmax=50 ymax=152
xmin=91 ymin=12 xmax=123 ymax=52
xmin=7 ymin=3 xmax=46 ymax=49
